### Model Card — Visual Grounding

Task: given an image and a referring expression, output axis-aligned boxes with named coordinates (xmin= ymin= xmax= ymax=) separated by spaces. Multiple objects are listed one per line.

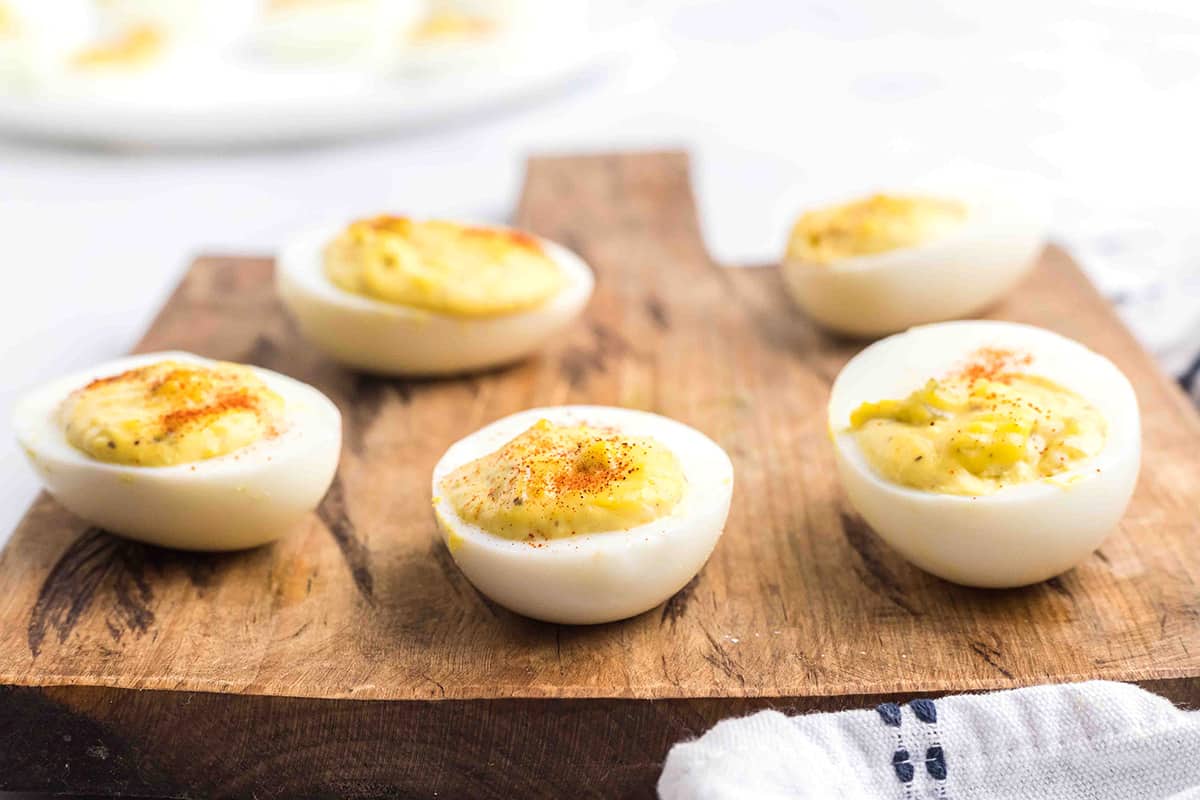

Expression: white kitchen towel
xmin=659 ymin=681 xmax=1200 ymax=800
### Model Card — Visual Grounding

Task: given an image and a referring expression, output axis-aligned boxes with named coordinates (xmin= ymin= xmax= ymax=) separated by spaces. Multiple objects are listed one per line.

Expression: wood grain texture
xmin=1 ymin=151 xmax=1198 ymax=797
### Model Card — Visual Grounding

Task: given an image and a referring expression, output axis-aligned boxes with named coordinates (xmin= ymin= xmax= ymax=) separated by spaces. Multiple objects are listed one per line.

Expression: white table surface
xmin=2 ymin=0 xmax=1199 ymax=546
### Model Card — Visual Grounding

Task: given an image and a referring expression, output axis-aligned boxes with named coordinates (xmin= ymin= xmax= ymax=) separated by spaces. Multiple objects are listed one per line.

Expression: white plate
xmin=0 ymin=14 xmax=646 ymax=149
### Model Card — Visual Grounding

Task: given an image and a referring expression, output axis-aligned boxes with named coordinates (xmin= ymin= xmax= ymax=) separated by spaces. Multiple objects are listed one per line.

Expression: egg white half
xmin=782 ymin=192 xmax=1047 ymax=337
xmin=431 ymin=405 xmax=734 ymax=624
xmin=829 ymin=321 xmax=1140 ymax=587
xmin=12 ymin=351 xmax=342 ymax=551
xmin=277 ymin=221 xmax=594 ymax=376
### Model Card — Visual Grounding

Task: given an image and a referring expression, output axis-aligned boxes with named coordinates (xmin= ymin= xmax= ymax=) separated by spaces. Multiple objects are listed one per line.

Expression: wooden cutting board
xmin=1 ymin=152 xmax=1198 ymax=799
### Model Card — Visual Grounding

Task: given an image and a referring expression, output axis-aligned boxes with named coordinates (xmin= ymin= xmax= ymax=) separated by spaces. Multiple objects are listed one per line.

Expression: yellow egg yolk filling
xmin=266 ymin=0 xmax=382 ymax=12
xmin=324 ymin=216 xmax=563 ymax=317
xmin=410 ymin=10 xmax=496 ymax=42
xmin=850 ymin=370 xmax=1106 ymax=496
xmin=62 ymin=361 xmax=284 ymax=467
xmin=788 ymin=193 xmax=967 ymax=264
xmin=442 ymin=419 xmax=686 ymax=541
xmin=72 ymin=25 xmax=165 ymax=70
xmin=0 ymin=4 xmax=17 ymax=38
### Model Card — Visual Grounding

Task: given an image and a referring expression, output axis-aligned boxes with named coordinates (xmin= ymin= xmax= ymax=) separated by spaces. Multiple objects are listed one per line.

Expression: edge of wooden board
xmin=2 ymin=679 xmax=1197 ymax=799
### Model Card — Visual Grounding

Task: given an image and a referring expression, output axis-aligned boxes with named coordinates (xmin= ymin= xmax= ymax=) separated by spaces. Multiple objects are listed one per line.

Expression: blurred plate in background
xmin=0 ymin=3 xmax=647 ymax=148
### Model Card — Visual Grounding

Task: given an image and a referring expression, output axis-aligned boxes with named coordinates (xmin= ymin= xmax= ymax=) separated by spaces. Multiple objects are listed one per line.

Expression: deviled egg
xmin=431 ymin=406 xmax=734 ymax=624
xmin=2 ymin=2 xmax=229 ymax=97
xmin=392 ymin=0 xmax=558 ymax=73
xmin=13 ymin=352 xmax=341 ymax=551
xmin=0 ymin=0 xmax=95 ymax=89
xmin=94 ymin=0 xmax=262 ymax=50
xmin=782 ymin=192 xmax=1046 ymax=337
xmin=829 ymin=320 xmax=1140 ymax=587
xmin=28 ymin=21 xmax=200 ymax=100
xmin=278 ymin=216 xmax=593 ymax=375
xmin=254 ymin=0 xmax=424 ymax=64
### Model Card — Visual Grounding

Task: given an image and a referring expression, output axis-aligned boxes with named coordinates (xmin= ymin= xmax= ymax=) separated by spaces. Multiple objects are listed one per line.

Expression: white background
xmin=2 ymin=0 xmax=1199 ymax=544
